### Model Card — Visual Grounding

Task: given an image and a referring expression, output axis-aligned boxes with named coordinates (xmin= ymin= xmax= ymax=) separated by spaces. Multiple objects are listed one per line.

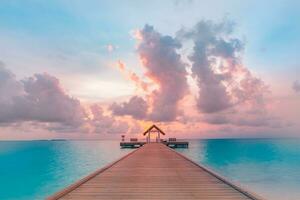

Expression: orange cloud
xmin=116 ymin=60 xmax=149 ymax=92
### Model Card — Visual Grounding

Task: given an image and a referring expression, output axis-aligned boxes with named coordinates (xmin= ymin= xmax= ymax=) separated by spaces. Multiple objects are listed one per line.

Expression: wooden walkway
xmin=48 ymin=143 xmax=262 ymax=200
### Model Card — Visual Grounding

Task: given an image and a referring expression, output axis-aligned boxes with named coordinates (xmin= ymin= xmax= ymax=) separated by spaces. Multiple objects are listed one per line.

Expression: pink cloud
xmin=110 ymin=96 xmax=148 ymax=120
xmin=116 ymin=60 xmax=148 ymax=91
xmin=111 ymin=25 xmax=189 ymax=122
xmin=0 ymin=64 xmax=134 ymax=135
xmin=110 ymin=20 xmax=285 ymax=138
xmin=175 ymin=19 xmax=280 ymax=130
xmin=137 ymin=25 xmax=189 ymax=121
xmin=0 ymin=65 xmax=85 ymax=126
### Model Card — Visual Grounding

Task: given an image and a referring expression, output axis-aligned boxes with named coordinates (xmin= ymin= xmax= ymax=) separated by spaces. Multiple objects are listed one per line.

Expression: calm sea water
xmin=0 ymin=139 xmax=300 ymax=200
xmin=0 ymin=140 xmax=132 ymax=200
xmin=177 ymin=139 xmax=300 ymax=200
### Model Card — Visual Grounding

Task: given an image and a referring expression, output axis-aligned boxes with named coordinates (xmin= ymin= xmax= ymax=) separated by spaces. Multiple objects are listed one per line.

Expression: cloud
xmin=111 ymin=25 xmax=189 ymax=122
xmin=178 ymin=19 xmax=238 ymax=113
xmin=202 ymin=111 xmax=281 ymax=128
xmin=23 ymin=74 xmax=86 ymax=125
xmin=116 ymin=60 xmax=148 ymax=91
xmin=178 ymin=19 xmax=269 ymax=115
xmin=88 ymin=104 xmax=129 ymax=134
xmin=0 ymin=65 xmax=131 ymax=134
xmin=110 ymin=96 xmax=148 ymax=120
xmin=112 ymin=21 xmax=276 ymax=130
xmin=293 ymin=80 xmax=300 ymax=92
xmin=137 ymin=24 xmax=188 ymax=121
xmin=0 ymin=65 xmax=85 ymax=127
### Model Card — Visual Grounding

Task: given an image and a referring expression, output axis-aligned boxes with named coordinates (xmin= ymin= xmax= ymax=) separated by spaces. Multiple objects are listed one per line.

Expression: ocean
xmin=177 ymin=139 xmax=300 ymax=200
xmin=0 ymin=139 xmax=299 ymax=200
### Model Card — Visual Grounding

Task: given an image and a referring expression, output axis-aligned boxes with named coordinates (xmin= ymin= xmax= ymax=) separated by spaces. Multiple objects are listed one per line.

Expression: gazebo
xmin=143 ymin=124 xmax=166 ymax=143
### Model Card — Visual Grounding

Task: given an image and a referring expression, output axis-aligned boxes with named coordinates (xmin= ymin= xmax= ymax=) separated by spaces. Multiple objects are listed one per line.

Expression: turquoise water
xmin=0 ymin=139 xmax=300 ymax=199
xmin=176 ymin=139 xmax=300 ymax=200
xmin=0 ymin=140 xmax=132 ymax=200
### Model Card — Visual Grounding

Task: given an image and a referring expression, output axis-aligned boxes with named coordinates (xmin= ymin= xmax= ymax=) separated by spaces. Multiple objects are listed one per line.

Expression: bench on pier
xmin=120 ymin=138 xmax=146 ymax=148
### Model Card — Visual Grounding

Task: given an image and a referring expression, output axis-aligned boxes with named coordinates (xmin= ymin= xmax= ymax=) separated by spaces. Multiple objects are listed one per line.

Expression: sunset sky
xmin=0 ymin=0 xmax=299 ymax=140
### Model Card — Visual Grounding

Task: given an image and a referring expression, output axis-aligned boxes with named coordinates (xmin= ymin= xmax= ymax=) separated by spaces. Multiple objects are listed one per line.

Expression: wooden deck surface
xmin=48 ymin=143 xmax=261 ymax=200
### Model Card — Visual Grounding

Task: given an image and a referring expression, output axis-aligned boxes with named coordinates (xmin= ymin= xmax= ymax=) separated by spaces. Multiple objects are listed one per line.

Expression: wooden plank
xmin=48 ymin=143 xmax=264 ymax=200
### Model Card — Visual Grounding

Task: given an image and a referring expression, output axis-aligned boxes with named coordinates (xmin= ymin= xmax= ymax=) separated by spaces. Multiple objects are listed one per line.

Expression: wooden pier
xmin=48 ymin=143 xmax=262 ymax=200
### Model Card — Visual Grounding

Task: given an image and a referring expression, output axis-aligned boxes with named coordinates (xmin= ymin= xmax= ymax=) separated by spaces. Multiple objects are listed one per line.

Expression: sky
xmin=0 ymin=0 xmax=299 ymax=140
